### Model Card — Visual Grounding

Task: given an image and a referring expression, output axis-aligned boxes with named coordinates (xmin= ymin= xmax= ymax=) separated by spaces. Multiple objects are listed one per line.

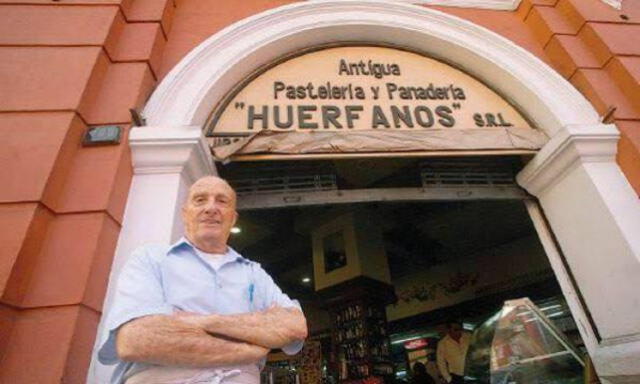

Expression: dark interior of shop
xmin=218 ymin=157 xmax=586 ymax=383
xmin=229 ymin=200 xmax=536 ymax=300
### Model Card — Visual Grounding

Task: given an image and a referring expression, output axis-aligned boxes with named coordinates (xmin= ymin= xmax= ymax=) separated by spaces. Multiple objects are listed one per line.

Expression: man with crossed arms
xmin=98 ymin=176 xmax=308 ymax=383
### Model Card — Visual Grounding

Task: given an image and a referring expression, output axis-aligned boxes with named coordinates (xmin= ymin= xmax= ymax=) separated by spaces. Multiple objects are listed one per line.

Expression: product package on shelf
xmin=333 ymin=301 xmax=393 ymax=383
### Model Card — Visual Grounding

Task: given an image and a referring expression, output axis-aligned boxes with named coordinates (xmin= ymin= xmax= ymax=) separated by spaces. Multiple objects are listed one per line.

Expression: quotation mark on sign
xmin=452 ymin=103 xmax=462 ymax=110
xmin=235 ymin=102 xmax=245 ymax=110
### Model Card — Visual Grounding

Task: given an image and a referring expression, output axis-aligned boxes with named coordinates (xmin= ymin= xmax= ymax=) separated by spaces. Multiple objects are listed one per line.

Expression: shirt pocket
xmin=217 ymin=274 xmax=253 ymax=314
xmin=163 ymin=264 xmax=218 ymax=313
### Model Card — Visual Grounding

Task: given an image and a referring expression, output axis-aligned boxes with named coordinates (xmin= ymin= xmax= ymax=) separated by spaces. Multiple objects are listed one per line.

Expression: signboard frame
xmin=204 ymin=42 xmax=542 ymax=161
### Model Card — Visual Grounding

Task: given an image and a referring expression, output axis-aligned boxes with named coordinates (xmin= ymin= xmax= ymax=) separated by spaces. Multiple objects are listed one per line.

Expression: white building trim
xmin=307 ymin=0 xmax=523 ymax=11
xmin=91 ymin=1 xmax=640 ymax=383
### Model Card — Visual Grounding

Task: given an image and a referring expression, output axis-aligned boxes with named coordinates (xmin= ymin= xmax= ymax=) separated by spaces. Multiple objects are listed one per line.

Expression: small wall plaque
xmin=83 ymin=125 xmax=121 ymax=146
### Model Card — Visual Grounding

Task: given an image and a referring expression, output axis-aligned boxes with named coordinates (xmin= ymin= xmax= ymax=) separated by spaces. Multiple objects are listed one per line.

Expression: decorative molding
xmin=129 ymin=126 xmax=215 ymax=184
xmin=308 ymin=0 xmax=522 ymax=11
xmin=516 ymin=124 xmax=620 ymax=196
xmin=143 ymin=0 xmax=598 ymax=137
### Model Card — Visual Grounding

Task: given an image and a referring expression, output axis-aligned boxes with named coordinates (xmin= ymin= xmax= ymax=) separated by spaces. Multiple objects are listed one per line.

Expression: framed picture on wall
xmin=323 ymin=230 xmax=347 ymax=273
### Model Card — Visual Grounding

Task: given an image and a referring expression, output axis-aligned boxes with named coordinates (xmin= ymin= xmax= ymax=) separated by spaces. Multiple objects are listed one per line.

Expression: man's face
xmin=182 ymin=177 xmax=238 ymax=250
xmin=449 ymin=323 xmax=463 ymax=339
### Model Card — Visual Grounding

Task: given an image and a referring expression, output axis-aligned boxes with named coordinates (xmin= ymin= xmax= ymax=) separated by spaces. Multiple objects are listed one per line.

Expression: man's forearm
xmin=188 ymin=307 xmax=307 ymax=349
xmin=116 ymin=315 xmax=269 ymax=367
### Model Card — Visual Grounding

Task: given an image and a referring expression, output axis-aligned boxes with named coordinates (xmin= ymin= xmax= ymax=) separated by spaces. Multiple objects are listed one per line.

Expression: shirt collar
xmin=167 ymin=236 xmax=191 ymax=253
xmin=168 ymin=236 xmax=251 ymax=264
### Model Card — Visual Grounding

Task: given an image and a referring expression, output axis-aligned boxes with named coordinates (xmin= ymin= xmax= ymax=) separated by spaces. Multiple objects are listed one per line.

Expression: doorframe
xmin=89 ymin=2 xmax=640 ymax=383
xmin=524 ymin=200 xmax=600 ymax=351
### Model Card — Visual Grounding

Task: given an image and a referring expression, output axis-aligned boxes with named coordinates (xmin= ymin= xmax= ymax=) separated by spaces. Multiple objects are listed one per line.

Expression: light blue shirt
xmin=97 ymin=237 xmax=304 ymax=384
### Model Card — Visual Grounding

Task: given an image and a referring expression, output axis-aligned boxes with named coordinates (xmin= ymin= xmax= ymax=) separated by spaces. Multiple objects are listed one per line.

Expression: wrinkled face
xmin=182 ymin=177 xmax=238 ymax=250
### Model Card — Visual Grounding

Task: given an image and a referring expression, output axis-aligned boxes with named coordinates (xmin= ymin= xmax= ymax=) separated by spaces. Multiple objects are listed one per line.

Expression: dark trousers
xmin=450 ymin=374 xmax=465 ymax=384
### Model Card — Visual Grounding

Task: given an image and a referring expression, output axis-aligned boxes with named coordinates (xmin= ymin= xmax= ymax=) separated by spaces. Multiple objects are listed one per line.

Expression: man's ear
xmin=232 ymin=211 xmax=238 ymax=227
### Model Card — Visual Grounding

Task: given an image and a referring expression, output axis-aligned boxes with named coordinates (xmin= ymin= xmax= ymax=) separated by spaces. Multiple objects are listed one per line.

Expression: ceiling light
xmin=230 ymin=227 xmax=241 ymax=234
xmin=302 ymin=277 xmax=311 ymax=283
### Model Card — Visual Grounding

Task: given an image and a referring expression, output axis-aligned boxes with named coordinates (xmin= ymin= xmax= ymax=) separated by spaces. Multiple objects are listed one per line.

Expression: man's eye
xmin=194 ymin=197 xmax=206 ymax=204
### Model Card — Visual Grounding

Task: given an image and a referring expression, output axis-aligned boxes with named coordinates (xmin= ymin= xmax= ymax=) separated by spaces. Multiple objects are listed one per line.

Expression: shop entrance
xmin=218 ymin=156 xmax=590 ymax=384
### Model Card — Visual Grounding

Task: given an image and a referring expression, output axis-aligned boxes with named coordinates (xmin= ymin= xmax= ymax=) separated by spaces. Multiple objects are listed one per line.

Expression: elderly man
xmin=98 ymin=176 xmax=308 ymax=383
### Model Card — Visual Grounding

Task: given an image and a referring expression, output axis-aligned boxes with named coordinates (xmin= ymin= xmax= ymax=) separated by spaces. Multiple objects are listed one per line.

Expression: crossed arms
xmin=116 ymin=305 xmax=307 ymax=367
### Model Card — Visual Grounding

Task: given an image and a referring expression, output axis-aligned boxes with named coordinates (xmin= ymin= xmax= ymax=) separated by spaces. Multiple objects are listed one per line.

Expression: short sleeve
xmin=252 ymin=264 xmax=305 ymax=355
xmin=97 ymin=245 xmax=174 ymax=365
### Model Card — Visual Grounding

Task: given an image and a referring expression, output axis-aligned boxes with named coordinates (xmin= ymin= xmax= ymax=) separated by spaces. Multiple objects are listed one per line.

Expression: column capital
xmin=129 ymin=125 xmax=215 ymax=184
xmin=517 ymin=124 xmax=620 ymax=196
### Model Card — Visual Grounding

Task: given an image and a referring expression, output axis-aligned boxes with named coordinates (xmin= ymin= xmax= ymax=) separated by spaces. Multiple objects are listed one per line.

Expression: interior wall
xmin=303 ymin=232 xmax=556 ymax=334
xmin=386 ymin=234 xmax=553 ymax=321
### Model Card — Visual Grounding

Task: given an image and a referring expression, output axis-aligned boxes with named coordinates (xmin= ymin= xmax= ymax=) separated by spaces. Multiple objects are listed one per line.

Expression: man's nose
xmin=203 ymin=199 xmax=219 ymax=212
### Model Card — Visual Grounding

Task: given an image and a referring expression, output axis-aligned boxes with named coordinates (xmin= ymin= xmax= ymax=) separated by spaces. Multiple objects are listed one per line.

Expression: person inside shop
xmin=410 ymin=361 xmax=436 ymax=384
xmin=436 ymin=320 xmax=470 ymax=384
xmin=97 ymin=176 xmax=308 ymax=384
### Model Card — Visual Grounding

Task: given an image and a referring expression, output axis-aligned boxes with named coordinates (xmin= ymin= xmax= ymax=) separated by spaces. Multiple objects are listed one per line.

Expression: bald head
xmin=187 ymin=176 xmax=237 ymax=207
xmin=182 ymin=176 xmax=238 ymax=253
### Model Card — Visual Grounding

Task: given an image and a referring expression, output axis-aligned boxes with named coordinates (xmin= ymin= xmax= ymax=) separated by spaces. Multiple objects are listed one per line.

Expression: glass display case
xmin=465 ymin=298 xmax=585 ymax=384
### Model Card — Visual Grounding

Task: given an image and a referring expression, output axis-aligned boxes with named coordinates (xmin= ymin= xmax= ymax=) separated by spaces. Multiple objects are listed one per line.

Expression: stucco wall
xmin=386 ymin=235 xmax=552 ymax=321
xmin=0 ymin=1 xmax=167 ymax=382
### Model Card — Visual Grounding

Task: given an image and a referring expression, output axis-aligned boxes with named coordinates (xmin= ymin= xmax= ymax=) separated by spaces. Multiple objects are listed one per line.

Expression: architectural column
xmin=518 ymin=123 xmax=640 ymax=383
xmin=88 ymin=125 xmax=214 ymax=383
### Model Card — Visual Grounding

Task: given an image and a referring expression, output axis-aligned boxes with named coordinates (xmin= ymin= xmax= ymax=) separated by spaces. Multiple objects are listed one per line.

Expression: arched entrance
xmin=90 ymin=1 xmax=640 ymax=383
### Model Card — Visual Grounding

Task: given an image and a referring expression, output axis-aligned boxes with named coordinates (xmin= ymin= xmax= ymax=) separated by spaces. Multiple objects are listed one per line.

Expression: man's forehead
xmin=189 ymin=177 xmax=235 ymax=196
